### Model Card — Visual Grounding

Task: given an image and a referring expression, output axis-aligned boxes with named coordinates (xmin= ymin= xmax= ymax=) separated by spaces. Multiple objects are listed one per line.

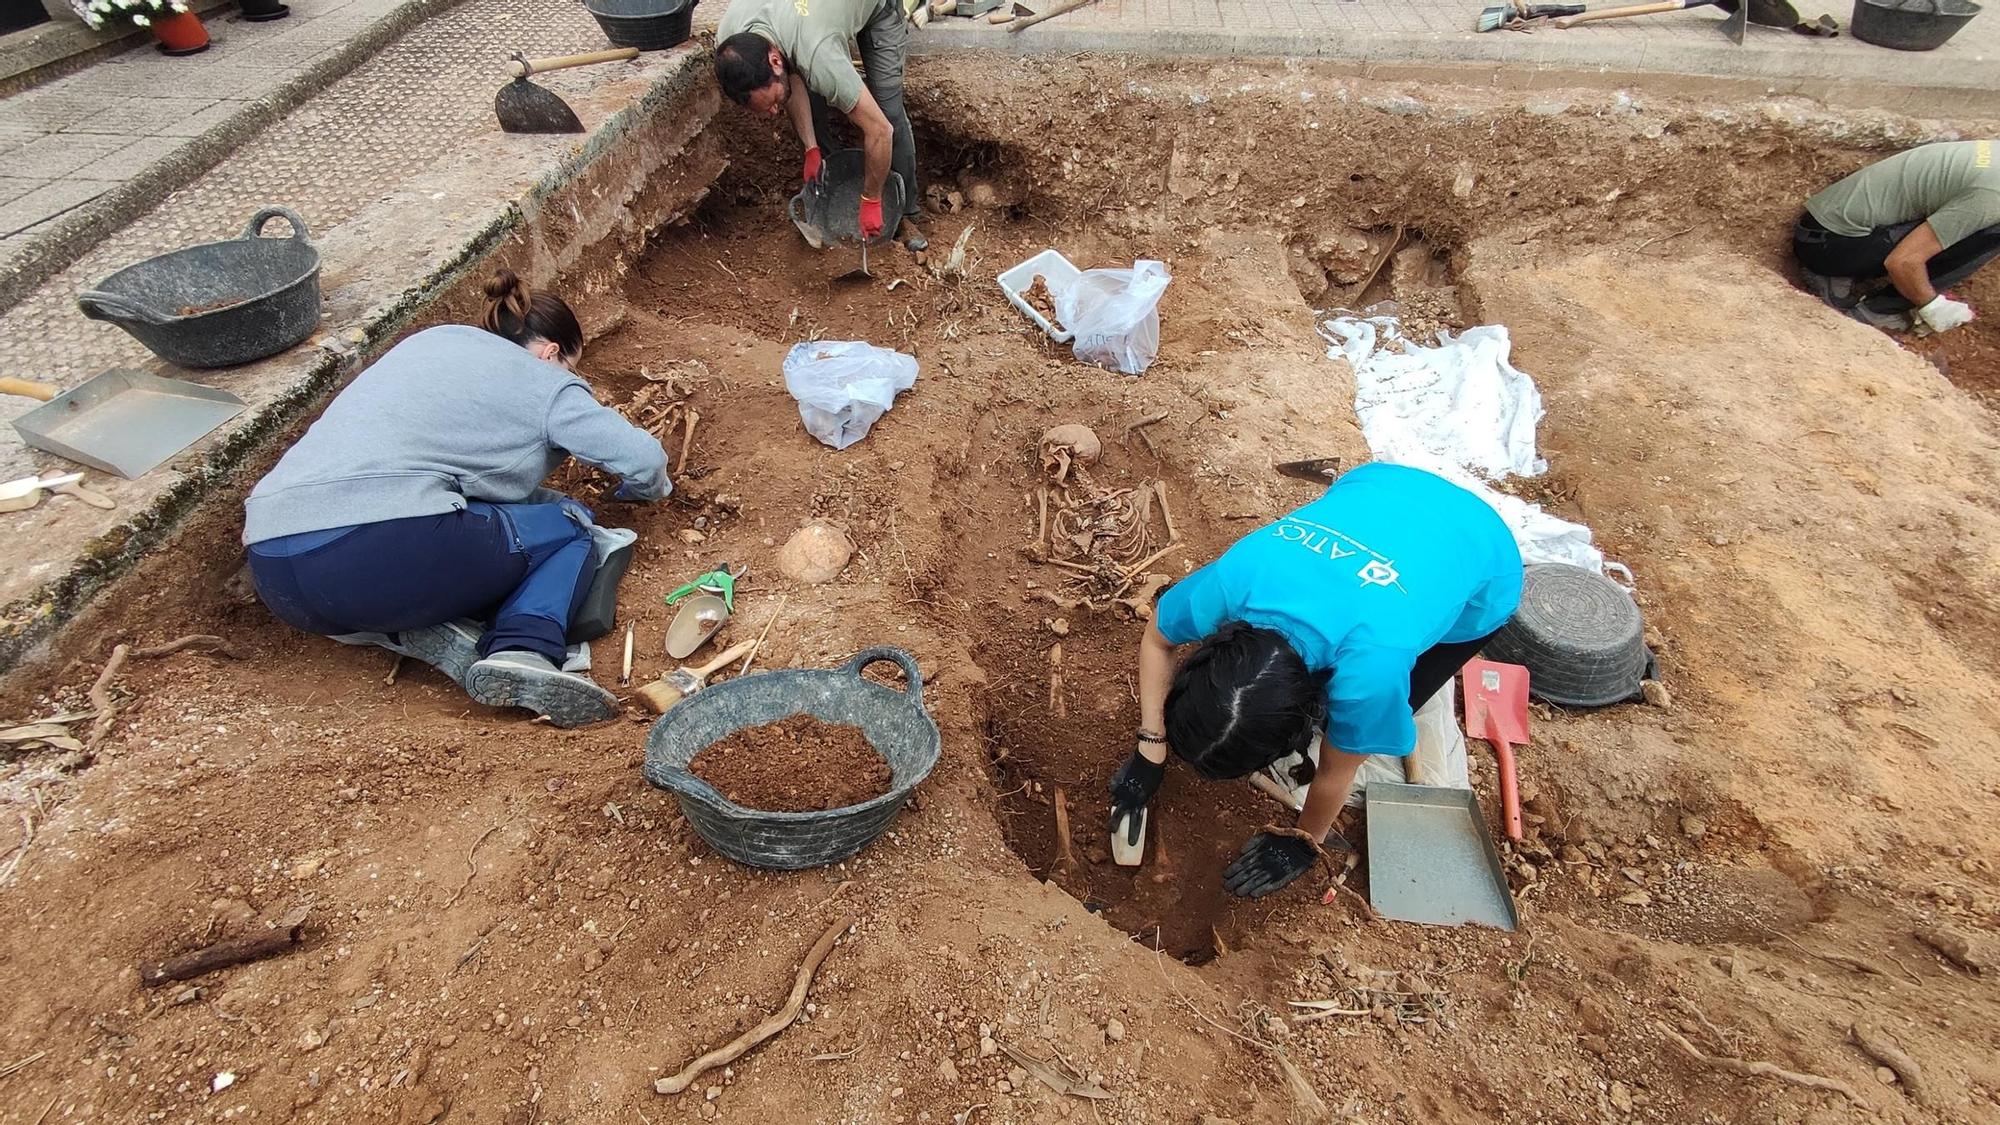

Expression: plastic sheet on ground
xmin=1319 ymin=311 xmax=1611 ymax=575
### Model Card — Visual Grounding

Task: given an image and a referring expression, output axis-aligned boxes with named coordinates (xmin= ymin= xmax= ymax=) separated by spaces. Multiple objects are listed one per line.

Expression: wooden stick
xmin=620 ymin=624 xmax=635 ymax=687
xmin=86 ymin=635 xmax=244 ymax=755
xmin=740 ymin=594 xmax=789 ymax=676
xmin=655 ymin=916 xmax=855 ymax=1094
xmin=1659 ymin=1024 xmax=1865 ymax=1106
xmin=141 ymin=905 xmax=310 ymax=987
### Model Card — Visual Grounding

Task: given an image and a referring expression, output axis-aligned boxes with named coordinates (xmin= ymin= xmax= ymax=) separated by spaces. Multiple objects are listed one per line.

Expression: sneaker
xmin=1846 ymin=296 xmax=1914 ymax=331
xmin=898 ymin=217 xmax=929 ymax=253
xmin=330 ymin=620 xmax=482 ymax=687
xmin=1799 ymin=267 xmax=1859 ymax=309
xmin=464 ymin=649 xmax=618 ymax=728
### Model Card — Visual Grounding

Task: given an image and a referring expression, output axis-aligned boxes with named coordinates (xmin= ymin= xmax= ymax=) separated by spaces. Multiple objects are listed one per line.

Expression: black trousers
xmin=1794 ymin=212 xmax=2000 ymax=309
xmin=1408 ymin=630 xmax=1499 ymax=710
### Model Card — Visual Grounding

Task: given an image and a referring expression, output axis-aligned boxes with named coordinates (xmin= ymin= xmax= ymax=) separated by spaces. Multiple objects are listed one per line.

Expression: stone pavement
xmin=0 ymin=0 xmax=712 ymax=655
xmin=0 ymin=0 xmax=465 ymax=313
xmin=906 ymin=0 xmax=2000 ymax=116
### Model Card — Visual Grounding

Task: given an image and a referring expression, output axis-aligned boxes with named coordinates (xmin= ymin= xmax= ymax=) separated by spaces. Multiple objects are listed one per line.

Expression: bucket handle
xmin=242 ymin=206 xmax=312 ymax=243
xmin=841 ymin=646 xmax=925 ymax=710
xmin=76 ymin=289 xmax=169 ymax=326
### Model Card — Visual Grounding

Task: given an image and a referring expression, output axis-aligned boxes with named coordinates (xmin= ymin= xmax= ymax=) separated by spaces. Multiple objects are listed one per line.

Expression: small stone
xmin=1007 ymin=1066 xmax=1029 ymax=1087
xmin=212 ymin=1072 xmax=237 ymax=1093
xmin=437 ymin=1034 xmax=458 ymax=1048
xmin=939 ymin=1058 xmax=959 ymax=1083
xmin=1609 ymin=1081 xmax=1633 ymax=1112
xmin=979 ymin=1036 xmax=997 ymax=1058
xmin=298 ymin=1024 xmax=329 ymax=1052
xmin=1680 ymin=815 xmax=1707 ymax=841
xmin=698 ymin=1103 xmax=718 ymax=1121
xmin=678 ymin=528 xmax=707 ymax=545
xmin=1641 ymin=680 xmax=1672 ymax=709
xmin=1875 ymin=1066 xmax=1898 ymax=1085
xmin=290 ymin=856 xmax=324 ymax=880
xmin=1105 ymin=1018 xmax=1125 ymax=1042
xmin=706 ymin=1085 xmax=723 ymax=1101
xmin=1617 ymin=891 xmax=1653 ymax=907
xmin=996 ymin=1081 xmax=1012 ymax=1095
xmin=582 ymin=949 xmax=606 ymax=972
xmin=1559 ymin=845 xmax=1587 ymax=864
xmin=1047 ymin=617 xmax=1070 ymax=637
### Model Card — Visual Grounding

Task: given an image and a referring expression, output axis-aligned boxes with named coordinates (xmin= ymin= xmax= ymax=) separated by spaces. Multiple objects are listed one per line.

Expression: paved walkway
xmin=907 ymin=0 xmax=2000 ymax=115
xmin=0 ymin=0 xmax=462 ymax=313
xmin=0 ymin=0 xmax=696 ymax=630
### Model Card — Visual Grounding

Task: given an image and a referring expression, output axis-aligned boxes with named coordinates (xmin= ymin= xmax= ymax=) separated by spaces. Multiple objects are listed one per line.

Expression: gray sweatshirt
xmin=243 ymin=325 xmax=668 ymax=544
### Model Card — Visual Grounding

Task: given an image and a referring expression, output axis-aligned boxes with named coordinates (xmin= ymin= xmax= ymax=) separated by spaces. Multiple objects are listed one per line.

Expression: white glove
xmin=1915 ymin=294 xmax=1975 ymax=334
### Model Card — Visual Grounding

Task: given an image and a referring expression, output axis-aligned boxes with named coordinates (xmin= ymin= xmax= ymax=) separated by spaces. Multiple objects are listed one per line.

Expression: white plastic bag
xmin=1056 ymin=259 xmax=1171 ymax=375
xmin=782 ymin=341 xmax=919 ymax=450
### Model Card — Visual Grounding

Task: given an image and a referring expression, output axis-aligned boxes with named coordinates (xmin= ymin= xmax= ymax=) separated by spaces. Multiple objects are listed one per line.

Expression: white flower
xmin=131 ymin=11 xmax=148 ymax=24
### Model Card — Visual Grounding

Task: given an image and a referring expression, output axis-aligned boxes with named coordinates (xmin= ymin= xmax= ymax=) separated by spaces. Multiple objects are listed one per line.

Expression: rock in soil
xmin=690 ymin=715 xmax=892 ymax=812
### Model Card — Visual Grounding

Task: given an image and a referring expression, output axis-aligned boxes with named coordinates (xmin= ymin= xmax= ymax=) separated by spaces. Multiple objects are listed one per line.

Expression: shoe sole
xmin=465 ymin=660 xmax=618 ymax=728
xmin=395 ymin=622 xmax=481 ymax=686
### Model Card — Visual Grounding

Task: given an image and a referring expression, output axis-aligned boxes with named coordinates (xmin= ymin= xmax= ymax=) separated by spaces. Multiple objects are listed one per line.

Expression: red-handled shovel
xmin=1462 ymin=658 xmax=1530 ymax=842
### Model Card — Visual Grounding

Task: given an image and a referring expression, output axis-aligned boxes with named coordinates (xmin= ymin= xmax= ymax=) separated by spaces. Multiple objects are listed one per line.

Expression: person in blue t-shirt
xmin=1114 ymin=463 xmax=1524 ymax=899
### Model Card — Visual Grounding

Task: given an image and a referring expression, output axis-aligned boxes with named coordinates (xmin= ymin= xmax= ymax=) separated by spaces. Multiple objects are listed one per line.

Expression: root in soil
xmin=690 ymin=714 xmax=891 ymax=811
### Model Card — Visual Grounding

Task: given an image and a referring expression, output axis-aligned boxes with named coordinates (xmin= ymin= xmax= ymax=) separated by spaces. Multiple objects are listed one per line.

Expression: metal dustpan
xmin=12 ymin=369 xmax=246 ymax=479
xmin=1365 ymin=781 xmax=1518 ymax=931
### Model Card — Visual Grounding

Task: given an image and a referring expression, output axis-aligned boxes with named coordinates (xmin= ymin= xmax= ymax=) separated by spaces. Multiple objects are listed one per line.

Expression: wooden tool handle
xmin=691 ymin=639 xmax=759 ymax=679
xmin=0 ymin=378 xmax=58 ymax=401
xmin=1006 ymin=0 xmax=1098 ymax=31
xmin=1403 ymin=752 xmax=1428 ymax=785
xmin=1553 ymin=0 xmax=1687 ymax=26
xmin=53 ymin=481 xmax=115 ymax=510
xmin=508 ymin=47 xmax=640 ymax=78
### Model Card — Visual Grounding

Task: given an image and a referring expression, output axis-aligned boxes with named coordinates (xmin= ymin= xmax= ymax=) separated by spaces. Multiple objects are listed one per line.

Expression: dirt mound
xmin=690 ymin=714 xmax=891 ymax=812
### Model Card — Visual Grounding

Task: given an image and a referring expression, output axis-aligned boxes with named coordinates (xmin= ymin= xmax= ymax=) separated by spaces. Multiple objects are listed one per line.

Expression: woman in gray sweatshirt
xmin=243 ymin=270 xmax=669 ymax=726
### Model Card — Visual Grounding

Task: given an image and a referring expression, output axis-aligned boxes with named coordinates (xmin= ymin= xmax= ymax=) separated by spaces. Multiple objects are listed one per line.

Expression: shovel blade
xmin=496 ymin=78 xmax=584 ymax=134
xmin=831 ymin=241 xmax=873 ymax=285
xmin=1461 ymin=658 xmax=1530 ymax=746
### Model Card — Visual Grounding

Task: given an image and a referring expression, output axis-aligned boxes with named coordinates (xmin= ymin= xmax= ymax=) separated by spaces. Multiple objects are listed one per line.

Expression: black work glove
xmin=1108 ymin=750 xmax=1165 ymax=817
xmin=1222 ymin=832 xmax=1321 ymax=899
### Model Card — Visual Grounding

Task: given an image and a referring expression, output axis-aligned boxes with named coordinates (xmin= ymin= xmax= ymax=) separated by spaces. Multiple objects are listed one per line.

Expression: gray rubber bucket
xmin=77 ymin=206 xmax=321 ymax=369
xmin=642 ymin=648 xmax=940 ymax=870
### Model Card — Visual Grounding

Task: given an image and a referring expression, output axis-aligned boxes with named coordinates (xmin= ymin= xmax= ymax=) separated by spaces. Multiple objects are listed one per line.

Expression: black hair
xmin=480 ymin=269 xmax=582 ymax=360
xmin=1164 ymin=623 xmax=1329 ymax=781
xmin=714 ymin=33 xmax=779 ymax=105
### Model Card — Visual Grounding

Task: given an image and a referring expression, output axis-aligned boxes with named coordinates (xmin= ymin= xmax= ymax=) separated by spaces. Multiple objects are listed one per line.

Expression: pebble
xmin=1617 ymin=890 xmax=1653 ymax=907
xmin=1680 ymin=815 xmax=1707 ymax=841
xmin=979 ymin=1036 xmax=998 ymax=1058
xmin=1875 ymin=1066 xmax=1898 ymax=1085
xmin=1105 ymin=1018 xmax=1125 ymax=1042
xmin=939 ymin=1058 xmax=959 ymax=1083
xmin=1641 ymin=680 xmax=1672 ymax=709
xmin=706 ymin=1085 xmax=723 ymax=1101
xmin=1007 ymin=1067 xmax=1029 ymax=1087
xmin=1609 ymin=1081 xmax=1633 ymax=1112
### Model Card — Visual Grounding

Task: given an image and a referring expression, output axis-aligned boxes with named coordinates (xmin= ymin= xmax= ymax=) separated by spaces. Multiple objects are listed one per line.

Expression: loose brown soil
xmin=690 ymin=714 xmax=891 ymax=812
xmin=2 ymin=56 xmax=1999 ymax=1125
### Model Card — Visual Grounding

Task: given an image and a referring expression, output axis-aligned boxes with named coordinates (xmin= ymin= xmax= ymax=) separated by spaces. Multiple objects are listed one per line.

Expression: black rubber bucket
xmin=642 ymin=648 xmax=940 ymax=870
xmin=585 ymin=0 xmax=698 ymax=50
xmin=77 ymin=206 xmax=320 ymax=369
xmin=1851 ymin=0 xmax=1981 ymax=50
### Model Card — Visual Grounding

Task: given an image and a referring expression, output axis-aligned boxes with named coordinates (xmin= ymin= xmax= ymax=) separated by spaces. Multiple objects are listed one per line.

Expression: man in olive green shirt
xmin=1793 ymin=140 xmax=1999 ymax=334
xmin=714 ymin=0 xmax=925 ymax=250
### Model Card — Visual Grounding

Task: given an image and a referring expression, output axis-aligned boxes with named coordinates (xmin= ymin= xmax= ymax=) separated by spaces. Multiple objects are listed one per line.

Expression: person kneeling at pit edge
xmin=1111 ymin=463 xmax=1524 ymax=899
xmin=241 ymin=270 xmax=670 ymax=728
xmin=1794 ymin=139 xmax=1999 ymax=335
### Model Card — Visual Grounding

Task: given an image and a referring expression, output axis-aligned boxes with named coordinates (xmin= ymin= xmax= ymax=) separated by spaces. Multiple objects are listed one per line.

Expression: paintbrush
xmin=1475 ymin=1 xmax=1585 ymax=29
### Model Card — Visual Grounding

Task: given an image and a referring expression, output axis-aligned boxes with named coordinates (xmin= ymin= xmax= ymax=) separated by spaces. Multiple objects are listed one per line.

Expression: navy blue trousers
xmin=248 ymin=501 xmax=594 ymax=666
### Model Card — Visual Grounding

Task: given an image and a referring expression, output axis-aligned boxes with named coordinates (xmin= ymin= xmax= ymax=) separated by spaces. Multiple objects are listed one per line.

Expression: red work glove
xmin=801 ymin=146 xmax=822 ymax=187
xmin=859 ymin=194 xmax=884 ymax=240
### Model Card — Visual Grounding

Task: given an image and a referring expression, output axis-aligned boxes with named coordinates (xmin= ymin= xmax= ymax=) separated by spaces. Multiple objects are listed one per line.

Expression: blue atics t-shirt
xmin=1155 ymin=463 xmax=1523 ymax=758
